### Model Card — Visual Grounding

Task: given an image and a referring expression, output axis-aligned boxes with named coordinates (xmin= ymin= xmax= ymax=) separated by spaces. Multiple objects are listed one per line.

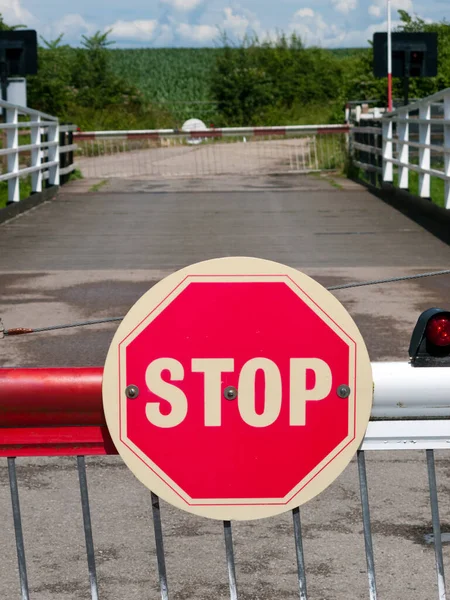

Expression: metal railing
xmin=0 ymin=363 xmax=448 ymax=600
xmin=0 ymin=100 xmax=77 ymax=203
xmin=350 ymin=88 xmax=450 ymax=208
xmin=73 ymin=125 xmax=349 ymax=180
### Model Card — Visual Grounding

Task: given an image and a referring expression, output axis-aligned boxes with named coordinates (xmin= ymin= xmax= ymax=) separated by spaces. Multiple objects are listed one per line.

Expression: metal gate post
xmin=8 ymin=458 xmax=30 ymax=600
xmin=426 ymin=450 xmax=447 ymax=600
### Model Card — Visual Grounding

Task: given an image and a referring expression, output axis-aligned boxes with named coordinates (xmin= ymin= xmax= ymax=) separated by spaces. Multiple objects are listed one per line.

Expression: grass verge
xmin=348 ymin=162 xmax=446 ymax=208
xmin=89 ymin=179 xmax=108 ymax=192
xmin=0 ymin=178 xmax=32 ymax=209
xmin=0 ymin=169 xmax=83 ymax=208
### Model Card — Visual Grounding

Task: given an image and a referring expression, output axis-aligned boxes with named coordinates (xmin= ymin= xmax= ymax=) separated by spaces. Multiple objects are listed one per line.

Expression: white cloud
xmin=161 ymin=0 xmax=203 ymax=11
xmin=290 ymin=6 xmax=405 ymax=49
xmin=222 ymin=7 xmax=252 ymax=37
xmin=290 ymin=9 xmax=330 ymax=45
xmin=392 ymin=0 xmax=414 ymax=8
xmin=3 ymin=0 xmax=434 ymax=50
xmin=175 ymin=7 xmax=258 ymax=43
xmin=368 ymin=0 xmax=413 ymax=18
xmin=108 ymin=19 xmax=159 ymax=41
xmin=156 ymin=24 xmax=175 ymax=45
xmin=332 ymin=0 xmax=358 ymax=13
xmin=295 ymin=8 xmax=315 ymax=18
xmin=328 ymin=18 xmax=403 ymax=46
xmin=53 ymin=14 xmax=95 ymax=38
xmin=0 ymin=0 xmax=36 ymax=27
xmin=176 ymin=22 xmax=217 ymax=42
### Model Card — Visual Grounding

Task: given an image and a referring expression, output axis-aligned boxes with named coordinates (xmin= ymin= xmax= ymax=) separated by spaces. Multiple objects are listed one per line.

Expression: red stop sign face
xmin=103 ymin=258 xmax=372 ymax=520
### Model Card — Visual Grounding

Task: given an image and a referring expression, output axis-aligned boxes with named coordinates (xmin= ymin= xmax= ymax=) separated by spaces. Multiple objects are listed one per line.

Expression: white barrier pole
xmin=372 ymin=362 xmax=450 ymax=418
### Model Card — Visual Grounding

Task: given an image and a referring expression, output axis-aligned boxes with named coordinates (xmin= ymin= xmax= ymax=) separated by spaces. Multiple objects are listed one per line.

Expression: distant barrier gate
xmin=73 ymin=125 xmax=349 ymax=180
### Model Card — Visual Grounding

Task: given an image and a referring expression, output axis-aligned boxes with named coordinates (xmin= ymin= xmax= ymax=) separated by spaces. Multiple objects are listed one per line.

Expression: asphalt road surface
xmin=0 ymin=173 xmax=449 ymax=600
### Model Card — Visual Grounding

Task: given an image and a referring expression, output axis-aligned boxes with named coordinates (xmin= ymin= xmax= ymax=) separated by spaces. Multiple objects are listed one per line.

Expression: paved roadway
xmin=0 ymin=173 xmax=449 ymax=600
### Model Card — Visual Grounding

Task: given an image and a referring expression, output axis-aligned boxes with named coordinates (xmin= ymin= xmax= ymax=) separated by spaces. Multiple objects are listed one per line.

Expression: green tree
xmin=27 ymin=35 xmax=76 ymax=115
xmin=71 ymin=30 xmax=140 ymax=109
xmin=211 ymin=33 xmax=347 ymax=125
xmin=210 ymin=35 xmax=275 ymax=125
xmin=0 ymin=13 xmax=26 ymax=31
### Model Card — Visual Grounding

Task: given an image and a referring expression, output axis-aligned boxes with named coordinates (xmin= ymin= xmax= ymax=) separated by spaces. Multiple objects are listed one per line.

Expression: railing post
xmin=419 ymin=103 xmax=431 ymax=198
xmin=59 ymin=126 xmax=66 ymax=185
xmin=69 ymin=128 xmax=74 ymax=171
xmin=444 ymin=92 xmax=450 ymax=209
xmin=382 ymin=119 xmax=393 ymax=183
xmin=6 ymin=107 xmax=19 ymax=203
xmin=398 ymin=109 xmax=409 ymax=189
xmin=31 ymin=115 xmax=42 ymax=194
xmin=47 ymin=121 xmax=60 ymax=186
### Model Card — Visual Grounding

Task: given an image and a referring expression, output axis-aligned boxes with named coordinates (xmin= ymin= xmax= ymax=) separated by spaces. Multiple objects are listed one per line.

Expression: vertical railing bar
xmin=8 ymin=457 xmax=30 ymax=600
xmin=292 ymin=507 xmax=308 ymax=600
xmin=314 ymin=135 xmax=319 ymax=170
xmin=443 ymin=93 xmax=450 ymax=208
xmin=426 ymin=449 xmax=447 ymax=600
xmin=223 ymin=520 xmax=238 ymax=600
xmin=77 ymin=456 xmax=99 ymax=600
xmin=6 ymin=107 xmax=19 ymax=202
xmin=357 ymin=450 xmax=378 ymax=600
xmin=151 ymin=492 xmax=169 ymax=600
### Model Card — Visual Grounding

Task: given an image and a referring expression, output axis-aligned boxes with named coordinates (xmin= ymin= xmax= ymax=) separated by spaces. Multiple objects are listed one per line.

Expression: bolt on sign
xmin=103 ymin=257 xmax=373 ymax=520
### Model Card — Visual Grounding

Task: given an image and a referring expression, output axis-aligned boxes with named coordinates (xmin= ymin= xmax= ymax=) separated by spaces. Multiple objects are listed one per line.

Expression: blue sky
xmin=1 ymin=0 xmax=447 ymax=48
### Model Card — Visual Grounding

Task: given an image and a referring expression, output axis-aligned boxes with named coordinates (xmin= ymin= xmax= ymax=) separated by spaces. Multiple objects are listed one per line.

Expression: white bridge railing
xmin=0 ymin=99 xmax=77 ymax=204
xmin=350 ymin=88 xmax=450 ymax=208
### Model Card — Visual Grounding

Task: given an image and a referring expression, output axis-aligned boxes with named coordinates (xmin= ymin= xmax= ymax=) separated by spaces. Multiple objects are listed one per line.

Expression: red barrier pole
xmin=0 ymin=368 xmax=116 ymax=457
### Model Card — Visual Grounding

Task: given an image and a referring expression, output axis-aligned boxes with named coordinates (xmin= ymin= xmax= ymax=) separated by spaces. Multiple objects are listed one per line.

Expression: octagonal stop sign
xmin=103 ymin=257 xmax=373 ymax=520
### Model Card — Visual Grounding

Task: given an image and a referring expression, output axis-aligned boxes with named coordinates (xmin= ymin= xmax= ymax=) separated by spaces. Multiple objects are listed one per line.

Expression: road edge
xmin=0 ymin=186 xmax=59 ymax=225
xmin=351 ymin=178 xmax=450 ymax=245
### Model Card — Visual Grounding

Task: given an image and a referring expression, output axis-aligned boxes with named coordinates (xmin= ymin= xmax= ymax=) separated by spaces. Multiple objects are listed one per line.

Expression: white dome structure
xmin=182 ymin=118 xmax=207 ymax=145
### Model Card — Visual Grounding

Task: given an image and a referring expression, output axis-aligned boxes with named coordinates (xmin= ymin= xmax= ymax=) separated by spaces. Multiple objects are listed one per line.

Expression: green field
xmin=109 ymin=48 xmax=220 ymax=102
xmin=109 ymin=48 xmax=220 ymax=122
xmin=108 ymin=47 xmax=368 ymax=123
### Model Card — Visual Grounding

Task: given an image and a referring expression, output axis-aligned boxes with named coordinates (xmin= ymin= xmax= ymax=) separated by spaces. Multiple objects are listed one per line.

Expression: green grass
xmin=310 ymin=171 xmax=344 ymax=189
xmin=0 ymin=169 xmax=83 ymax=208
xmin=89 ymin=180 xmax=108 ymax=192
xmin=393 ymin=169 xmax=446 ymax=208
xmin=327 ymin=177 xmax=344 ymax=189
xmin=349 ymin=161 xmax=447 ymax=209
xmin=314 ymin=135 xmax=348 ymax=171
xmin=68 ymin=168 xmax=84 ymax=181
xmin=0 ymin=178 xmax=32 ymax=209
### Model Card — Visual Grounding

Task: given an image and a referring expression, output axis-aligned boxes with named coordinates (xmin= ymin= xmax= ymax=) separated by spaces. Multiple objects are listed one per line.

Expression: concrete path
xmin=0 ymin=173 xmax=449 ymax=600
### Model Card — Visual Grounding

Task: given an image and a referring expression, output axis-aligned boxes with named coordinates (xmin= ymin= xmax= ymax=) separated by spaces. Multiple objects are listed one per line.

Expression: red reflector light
xmin=426 ymin=316 xmax=450 ymax=347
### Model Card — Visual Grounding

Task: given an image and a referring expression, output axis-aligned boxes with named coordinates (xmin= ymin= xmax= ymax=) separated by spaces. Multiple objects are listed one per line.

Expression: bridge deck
xmin=0 ymin=174 xmax=449 ymax=600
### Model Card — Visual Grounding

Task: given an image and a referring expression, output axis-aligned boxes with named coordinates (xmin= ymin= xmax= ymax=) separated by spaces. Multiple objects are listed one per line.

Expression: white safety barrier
xmin=0 ymin=99 xmax=77 ymax=203
xmin=0 ymin=361 xmax=449 ymax=600
xmin=350 ymin=88 xmax=450 ymax=208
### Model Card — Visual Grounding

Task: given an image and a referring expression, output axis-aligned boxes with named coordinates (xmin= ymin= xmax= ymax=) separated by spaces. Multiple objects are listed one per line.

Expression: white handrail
xmin=350 ymin=88 xmax=450 ymax=208
xmin=0 ymin=100 xmax=77 ymax=204
xmin=384 ymin=87 xmax=450 ymax=118
xmin=0 ymin=99 xmax=57 ymax=121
